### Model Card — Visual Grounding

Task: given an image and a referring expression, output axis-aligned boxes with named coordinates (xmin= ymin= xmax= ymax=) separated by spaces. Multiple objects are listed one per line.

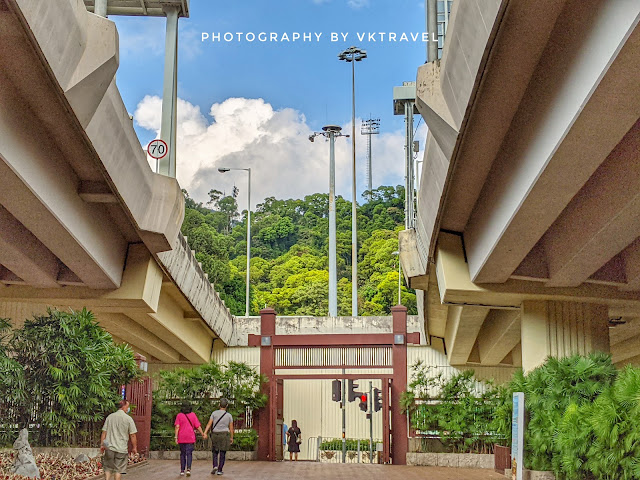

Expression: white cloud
xmin=312 ymin=0 xmax=370 ymax=8
xmin=347 ymin=0 xmax=370 ymax=8
xmin=134 ymin=96 xmax=419 ymax=211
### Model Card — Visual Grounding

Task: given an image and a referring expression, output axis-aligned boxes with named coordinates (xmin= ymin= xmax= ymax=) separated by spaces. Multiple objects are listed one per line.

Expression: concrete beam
xmin=623 ymin=239 xmax=640 ymax=291
xmin=130 ymin=290 xmax=215 ymax=364
xmin=435 ymin=232 xmax=640 ymax=310
xmin=78 ymin=181 xmax=118 ymax=204
xmin=0 ymin=206 xmax=60 ymax=288
xmin=610 ymin=317 xmax=640 ymax=346
xmin=399 ymin=229 xmax=428 ymax=289
xmin=102 ymin=244 xmax=162 ymax=310
xmin=464 ymin=2 xmax=640 ymax=284
xmin=477 ymin=309 xmax=521 ymax=365
xmin=611 ymin=334 xmax=640 ymax=365
xmin=445 ymin=305 xmax=490 ymax=365
xmin=544 ymin=120 xmax=640 ymax=287
xmin=96 ymin=312 xmax=181 ymax=363
xmin=0 ymin=93 xmax=127 ymax=288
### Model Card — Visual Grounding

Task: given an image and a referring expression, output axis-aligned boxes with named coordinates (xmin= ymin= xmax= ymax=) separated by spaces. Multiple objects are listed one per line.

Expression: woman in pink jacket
xmin=175 ymin=402 xmax=206 ymax=476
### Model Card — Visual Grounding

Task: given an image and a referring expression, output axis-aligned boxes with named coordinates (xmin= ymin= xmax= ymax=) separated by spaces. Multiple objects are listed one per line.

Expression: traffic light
xmin=373 ymin=388 xmax=382 ymax=412
xmin=348 ymin=380 xmax=360 ymax=402
xmin=359 ymin=394 xmax=368 ymax=412
xmin=332 ymin=380 xmax=341 ymax=402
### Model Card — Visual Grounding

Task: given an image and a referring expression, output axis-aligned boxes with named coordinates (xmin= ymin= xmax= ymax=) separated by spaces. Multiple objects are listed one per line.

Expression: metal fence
xmin=315 ymin=437 xmax=382 ymax=464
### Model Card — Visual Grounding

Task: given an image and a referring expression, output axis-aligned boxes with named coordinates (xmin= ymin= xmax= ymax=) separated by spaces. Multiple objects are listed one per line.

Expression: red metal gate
xmin=252 ymin=306 xmax=414 ymax=464
xmin=126 ymin=366 xmax=152 ymax=456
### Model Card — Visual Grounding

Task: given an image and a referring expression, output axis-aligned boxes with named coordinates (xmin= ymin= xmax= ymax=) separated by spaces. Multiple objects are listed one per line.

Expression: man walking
xmin=100 ymin=399 xmax=138 ymax=480
xmin=203 ymin=398 xmax=234 ymax=476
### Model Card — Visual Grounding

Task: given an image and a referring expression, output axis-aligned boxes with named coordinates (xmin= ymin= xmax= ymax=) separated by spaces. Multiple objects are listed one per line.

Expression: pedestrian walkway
xmin=127 ymin=460 xmax=505 ymax=479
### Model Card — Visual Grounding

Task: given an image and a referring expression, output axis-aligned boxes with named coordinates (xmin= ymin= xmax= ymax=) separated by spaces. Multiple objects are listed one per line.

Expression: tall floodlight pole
xmin=361 ymin=118 xmax=380 ymax=198
xmin=309 ymin=126 xmax=349 ymax=317
xmin=218 ymin=167 xmax=251 ymax=317
xmin=338 ymin=46 xmax=367 ymax=317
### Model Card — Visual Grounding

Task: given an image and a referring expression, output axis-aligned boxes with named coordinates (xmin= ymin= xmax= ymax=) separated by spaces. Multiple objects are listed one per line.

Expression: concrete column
xmin=256 ymin=308 xmax=276 ymax=461
xmin=521 ymin=301 xmax=610 ymax=372
xmin=159 ymin=6 xmax=179 ymax=178
xmin=391 ymin=305 xmax=408 ymax=465
xmin=94 ymin=0 xmax=108 ymax=17
xmin=427 ymin=0 xmax=438 ymax=62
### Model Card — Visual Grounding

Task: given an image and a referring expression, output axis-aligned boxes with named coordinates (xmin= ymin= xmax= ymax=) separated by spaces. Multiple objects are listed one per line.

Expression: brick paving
xmin=125 ymin=460 xmax=506 ymax=479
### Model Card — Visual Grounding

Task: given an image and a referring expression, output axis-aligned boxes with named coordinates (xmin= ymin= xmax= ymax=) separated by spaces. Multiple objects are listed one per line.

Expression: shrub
xmin=401 ymin=363 xmax=503 ymax=453
xmin=151 ymin=361 xmax=267 ymax=451
xmin=0 ymin=309 xmax=140 ymax=446
xmin=319 ymin=438 xmax=373 ymax=451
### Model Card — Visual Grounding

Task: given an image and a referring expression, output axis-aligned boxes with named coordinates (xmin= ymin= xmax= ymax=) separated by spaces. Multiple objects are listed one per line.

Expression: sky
xmin=111 ymin=0 xmax=429 ymax=210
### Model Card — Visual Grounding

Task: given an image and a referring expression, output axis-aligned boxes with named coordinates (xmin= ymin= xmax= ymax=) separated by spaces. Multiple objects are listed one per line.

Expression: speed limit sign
xmin=147 ymin=139 xmax=168 ymax=160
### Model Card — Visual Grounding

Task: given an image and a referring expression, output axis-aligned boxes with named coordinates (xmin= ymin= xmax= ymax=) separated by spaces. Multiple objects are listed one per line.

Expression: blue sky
xmin=112 ymin=0 xmax=428 ymax=207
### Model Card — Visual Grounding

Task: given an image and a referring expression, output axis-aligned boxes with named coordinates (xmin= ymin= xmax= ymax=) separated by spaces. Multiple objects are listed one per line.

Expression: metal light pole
xmin=393 ymin=251 xmax=401 ymax=305
xmin=218 ymin=167 xmax=251 ymax=317
xmin=309 ymin=126 xmax=349 ymax=317
xmin=338 ymin=46 xmax=367 ymax=317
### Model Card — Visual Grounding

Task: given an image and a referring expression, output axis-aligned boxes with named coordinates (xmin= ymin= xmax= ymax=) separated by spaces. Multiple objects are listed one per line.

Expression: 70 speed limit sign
xmin=147 ymin=139 xmax=168 ymax=160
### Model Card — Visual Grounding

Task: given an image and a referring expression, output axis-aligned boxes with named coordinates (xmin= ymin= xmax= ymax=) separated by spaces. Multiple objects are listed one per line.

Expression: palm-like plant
xmin=2 ymin=309 xmax=140 ymax=445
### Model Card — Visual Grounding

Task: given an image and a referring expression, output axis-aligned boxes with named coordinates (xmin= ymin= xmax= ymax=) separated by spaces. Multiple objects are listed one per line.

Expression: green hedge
xmin=150 ymin=428 xmax=258 ymax=452
xmin=319 ymin=439 xmax=374 ymax=451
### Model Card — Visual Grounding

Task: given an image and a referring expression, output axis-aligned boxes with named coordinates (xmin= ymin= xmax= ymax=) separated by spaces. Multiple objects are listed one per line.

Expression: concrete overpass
xmin=402 ymin=0 xmax=640 ymax=371
xmin=0 ymin=0 xmax=234 ymax=363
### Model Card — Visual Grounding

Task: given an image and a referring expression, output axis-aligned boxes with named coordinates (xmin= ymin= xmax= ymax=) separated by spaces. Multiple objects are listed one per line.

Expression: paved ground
xmin=125 ymin=460 xmax=506 ymax=479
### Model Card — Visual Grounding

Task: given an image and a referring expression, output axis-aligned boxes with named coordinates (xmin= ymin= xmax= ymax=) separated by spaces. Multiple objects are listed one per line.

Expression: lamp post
xmin=338 ymin=46 xmax=367 ymax=317
xmin=218 ymin=167 xmax=251 ymax=317
xmin=309 ymin=126 xmax=349 ymax=317
xmin=393 ymin=250 xmax=401 ymax=306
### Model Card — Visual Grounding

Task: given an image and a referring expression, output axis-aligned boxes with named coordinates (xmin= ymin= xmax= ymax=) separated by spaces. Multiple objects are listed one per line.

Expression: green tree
xmin=1 ymin=309 xmax=139 ymax=444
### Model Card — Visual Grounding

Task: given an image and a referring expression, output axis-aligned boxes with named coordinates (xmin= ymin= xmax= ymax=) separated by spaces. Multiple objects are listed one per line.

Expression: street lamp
xmin=309 ymin=126 xmax=349 ymax=317
xmin=392 ymin=251 xmax=402 ymax=306
xmin=338 ymin=46 xmax=367 ymax=317
xmin=218 ymin=167 xmax=252 ymax=317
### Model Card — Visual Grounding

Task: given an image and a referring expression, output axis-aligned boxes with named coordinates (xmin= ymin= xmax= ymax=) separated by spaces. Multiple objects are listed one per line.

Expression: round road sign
xmin=147 ymin=139 xmax=168 ymax=160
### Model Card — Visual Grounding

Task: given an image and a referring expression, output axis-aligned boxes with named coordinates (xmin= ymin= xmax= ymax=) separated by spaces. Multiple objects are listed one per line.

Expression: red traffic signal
xmin=359 ymin=394 xmax=368 ymax=412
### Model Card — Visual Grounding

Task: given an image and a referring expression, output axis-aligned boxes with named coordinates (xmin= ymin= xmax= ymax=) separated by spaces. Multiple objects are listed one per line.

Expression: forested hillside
xmin=181 ymin=185 xmax=417 ymax=316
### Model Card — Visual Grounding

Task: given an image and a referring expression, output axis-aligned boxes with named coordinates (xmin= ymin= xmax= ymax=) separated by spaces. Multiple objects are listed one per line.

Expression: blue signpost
xmin=511 ymin=392 xmax=525 ymax=480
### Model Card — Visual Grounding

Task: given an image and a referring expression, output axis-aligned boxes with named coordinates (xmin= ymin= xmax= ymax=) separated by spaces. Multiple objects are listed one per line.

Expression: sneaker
xmin=216 ymin=472 xmax=223 ymax=476
xmin=180 ymin=472 xmax=185 ymax=476
xmin=211 ymin=467 xmax=218 ymax=475
xmin=186 ymin=471 xmax=191 ymax=477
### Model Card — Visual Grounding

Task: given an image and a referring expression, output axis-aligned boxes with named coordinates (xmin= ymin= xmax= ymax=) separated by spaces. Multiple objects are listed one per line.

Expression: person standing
xmin=286 ymin=420 xmax=301 ymax=461
xmin=203 ymin=398 xmax=234 ymax=476
xmin=100 ymin=400 xmax=137 ymax=480
xmin=175 ymin=401 xmax=206 ymax=476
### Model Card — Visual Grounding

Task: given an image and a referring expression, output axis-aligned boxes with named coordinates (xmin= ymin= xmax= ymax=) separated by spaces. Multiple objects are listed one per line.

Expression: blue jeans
xmin=180 ymin=443 xmax=194 ymax=471
xmin=212 ymin=449 xmax=226 ymax=472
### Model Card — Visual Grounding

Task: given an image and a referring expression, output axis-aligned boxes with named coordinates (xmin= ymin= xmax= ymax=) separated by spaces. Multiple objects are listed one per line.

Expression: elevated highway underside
xmin=403 ymin=0 xmax=640 ymax=370
xmin=0 ymin=0 xmax=233 ymax=362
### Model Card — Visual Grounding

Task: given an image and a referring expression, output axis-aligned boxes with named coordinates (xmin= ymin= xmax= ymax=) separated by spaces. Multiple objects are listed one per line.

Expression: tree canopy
xmin=181 ymin=185 xmax=417 ymax=316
